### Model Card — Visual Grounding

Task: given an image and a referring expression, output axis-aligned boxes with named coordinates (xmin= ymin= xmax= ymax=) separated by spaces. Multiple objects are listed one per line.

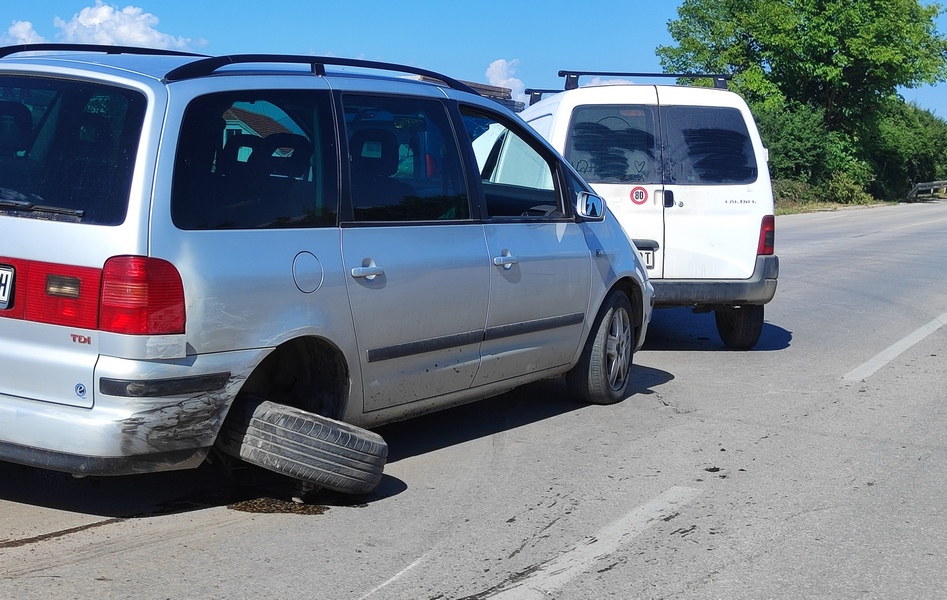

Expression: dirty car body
xmin=0 ymin=46 xmax=653 ymax=478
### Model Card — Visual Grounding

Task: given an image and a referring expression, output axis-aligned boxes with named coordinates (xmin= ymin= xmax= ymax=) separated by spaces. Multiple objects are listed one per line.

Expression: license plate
xmin=0 ymin=265 xmax=12 ymax=309
xmin=638 ymin=250 xmax=655 ymax=269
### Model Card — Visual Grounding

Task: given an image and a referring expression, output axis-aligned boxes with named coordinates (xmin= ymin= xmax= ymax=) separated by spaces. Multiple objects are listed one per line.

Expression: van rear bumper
xmin=652 ymin=255 xmax=778 ymax=307
xmin=0 ymin=348 xmax=267 ymax=476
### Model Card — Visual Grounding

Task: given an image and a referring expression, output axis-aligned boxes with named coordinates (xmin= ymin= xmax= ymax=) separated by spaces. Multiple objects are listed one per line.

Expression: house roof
xmin=223 ymin=106 xmax=291 ymax=138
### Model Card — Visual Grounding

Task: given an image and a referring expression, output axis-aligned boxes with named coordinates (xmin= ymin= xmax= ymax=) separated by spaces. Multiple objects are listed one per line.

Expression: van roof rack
xmin=0 ymin=43 xmax=204 ymax=59
xmin=163 ymin=54 xmax=478 ymax=95
xmin=523 ymin=88 xmax=562 ymax=106
xmin=557 ymin=70 xmax=732 ymax=91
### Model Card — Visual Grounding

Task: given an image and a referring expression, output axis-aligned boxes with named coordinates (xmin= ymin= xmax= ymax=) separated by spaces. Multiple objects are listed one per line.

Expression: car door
xmin=658 ymin=87 xmax=770 ymax=280
xmin=559 ymin=86 xmax=665 ymax=277
xmin=459 ymin=106 xmax=591 ymax=384
xmin=339 ymin=93 xmax=489 ymax=412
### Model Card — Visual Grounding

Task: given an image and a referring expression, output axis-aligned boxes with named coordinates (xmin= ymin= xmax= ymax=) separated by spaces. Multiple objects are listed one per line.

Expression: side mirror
xmin=575 ymin=191 xmax=606 ymax=221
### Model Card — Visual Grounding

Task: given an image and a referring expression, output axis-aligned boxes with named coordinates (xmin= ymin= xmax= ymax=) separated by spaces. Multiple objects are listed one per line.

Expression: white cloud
xmin=486 ymin=58 xmax=528 ymax=105
xmin=2 ymin=21 xmax=46 ymax=44
xmin=52 ymin=2 xmax=193 ymax=49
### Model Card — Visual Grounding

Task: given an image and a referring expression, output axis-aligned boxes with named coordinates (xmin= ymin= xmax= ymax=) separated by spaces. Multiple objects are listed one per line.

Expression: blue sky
xmin=0 ymin=1 xmax=943 ymax=116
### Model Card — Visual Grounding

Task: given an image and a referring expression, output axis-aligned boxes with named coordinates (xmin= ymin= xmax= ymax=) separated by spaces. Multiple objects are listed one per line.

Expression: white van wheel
xmin=216 ymin=395 xmax=387 ymax=495
xmin=567 ymin=292 xmax=634 ymax=404
xmin=715 ymin=305 xmax=764 ymax=350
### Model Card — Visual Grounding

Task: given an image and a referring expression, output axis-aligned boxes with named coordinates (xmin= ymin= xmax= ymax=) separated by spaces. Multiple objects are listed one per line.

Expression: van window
xmin=172 ymin=91 xmax=337 ymax=230
xmin=663 ymin=106 xmax=757 ymax=185
xmin=564 ymin=105 xmax=658 ymax=185
xmin=341 ymin=95 xmax=468 ymax=222
xmin=0 ymin=76 xmax=146 ymax=225
xmin=461 ymin=108 xmax=563 ymax=218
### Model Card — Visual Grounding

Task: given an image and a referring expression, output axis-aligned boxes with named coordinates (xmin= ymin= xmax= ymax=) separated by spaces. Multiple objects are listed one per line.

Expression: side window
xmin=172 ymin=91 xmax=337 ymax=230
xmin=460 ymin=107 xmax=563 ymax=218
xmin=341 ymin=95 xmax=468 ymax=222
xmin=564 ymin=104 xmax=658 ymax=185
xmin=663 ymin=106 xmax=758 ymax=185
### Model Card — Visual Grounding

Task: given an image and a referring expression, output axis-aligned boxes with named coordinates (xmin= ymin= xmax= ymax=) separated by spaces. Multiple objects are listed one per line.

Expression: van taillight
xmin=25 ymin=262 xmax=101 ymax=328
xmin=100 ymin=256 xmax=185 ymax=335
xmin=758 ymin=215 xmax=775 ymax=255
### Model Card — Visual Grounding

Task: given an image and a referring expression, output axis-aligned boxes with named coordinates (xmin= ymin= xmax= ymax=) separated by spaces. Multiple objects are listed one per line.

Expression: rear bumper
xmin=652 ymin=255 xmax=779 ymax=307
xmin=0 ymin=348 xmax=267 ymax=476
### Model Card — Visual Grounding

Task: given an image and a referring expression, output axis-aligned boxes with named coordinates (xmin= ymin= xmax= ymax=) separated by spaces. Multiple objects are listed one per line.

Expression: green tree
xmin=658 ymin=0 xmax=947 ymax=133
xmin=864 ymin=100 xmax=947 ymax=198
xmin=658 ymin=0 xmax=947 ymax=202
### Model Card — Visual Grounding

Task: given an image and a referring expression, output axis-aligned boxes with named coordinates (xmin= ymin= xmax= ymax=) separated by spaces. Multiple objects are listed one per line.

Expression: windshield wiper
xmin=0 ymin=198 xmax=85 ymax=218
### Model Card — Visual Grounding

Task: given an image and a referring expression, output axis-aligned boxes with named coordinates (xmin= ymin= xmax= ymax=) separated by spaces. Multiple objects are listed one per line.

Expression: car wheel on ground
xmin=714 ymin=304 xmax=765 ymax=350
xmin=216 ymin=395 xmax=388 ymax=495
xmin=567 ymin=291 xmax=634 ymax=404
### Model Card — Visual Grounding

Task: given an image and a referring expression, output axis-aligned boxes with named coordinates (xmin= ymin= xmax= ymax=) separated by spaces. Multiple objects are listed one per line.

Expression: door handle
xmin=493 ymin=254 xmax=518 ymax=269
xmin=351 ymin=266 xmax=385 ymax=279
xmin=664 ymin=190 xmax=675 ymax=208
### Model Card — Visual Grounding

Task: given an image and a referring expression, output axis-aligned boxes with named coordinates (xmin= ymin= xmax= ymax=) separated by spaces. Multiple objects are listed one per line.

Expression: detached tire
xmin=715 ymin=304 xmax=764 ymax=350
xmin=567 ymin=291 xmax=635 ymax=405
xmin=216 ymin=396 xmax=387 ymax=495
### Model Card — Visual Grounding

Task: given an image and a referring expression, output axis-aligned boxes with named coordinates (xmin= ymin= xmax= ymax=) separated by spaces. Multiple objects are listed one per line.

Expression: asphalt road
xmin=2 ymin=200 xmax=946 ymax=599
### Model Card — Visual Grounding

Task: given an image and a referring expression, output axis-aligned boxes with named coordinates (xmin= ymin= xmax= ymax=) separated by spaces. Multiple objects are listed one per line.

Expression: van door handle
xmin=664 ymin=190 xmax=675 ymax=208
xmin=351 ymin=266 xmax=385 ymax=279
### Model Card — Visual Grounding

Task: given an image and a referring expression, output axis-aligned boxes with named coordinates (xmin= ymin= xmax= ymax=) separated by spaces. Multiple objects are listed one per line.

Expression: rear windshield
xmin=564 ymin=104 xmax=758 ymax=186
xmin=663 ymin=106 xmax=758 ymax=185
xmin=0 ymin=75 xmax=146 ymax=225
xmin=564 ymin=104 xmax=659 ymax=185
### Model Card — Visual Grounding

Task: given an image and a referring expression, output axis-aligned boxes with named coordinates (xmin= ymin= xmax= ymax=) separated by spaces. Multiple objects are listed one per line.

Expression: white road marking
xmin=842 ymin=311 xmax=947 ymax=381
xmin=356 ymin=549 xmax=436 ymax=600
xmin=490 ymin=486 xmax=702 ymax=599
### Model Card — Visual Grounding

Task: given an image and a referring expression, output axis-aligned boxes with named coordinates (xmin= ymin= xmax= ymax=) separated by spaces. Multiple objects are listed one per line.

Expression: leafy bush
xmin=825 ymin=171 xmax=875 ymax=204
xmin=862 ymin=100 xmax=947 ymax=199
xmin=772 ymin=178 xmax=819 ymax=206
xmin=753 ymin=100 xmax=832 ymax=182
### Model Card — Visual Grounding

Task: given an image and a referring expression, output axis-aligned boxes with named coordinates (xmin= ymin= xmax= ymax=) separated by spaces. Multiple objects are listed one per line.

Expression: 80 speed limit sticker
xmin=630 ymin=186 xmax=648 ymax=205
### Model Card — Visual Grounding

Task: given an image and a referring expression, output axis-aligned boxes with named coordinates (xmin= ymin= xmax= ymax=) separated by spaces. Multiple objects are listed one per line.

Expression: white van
xmin=521 ymin=72 xmax=778 ymax=349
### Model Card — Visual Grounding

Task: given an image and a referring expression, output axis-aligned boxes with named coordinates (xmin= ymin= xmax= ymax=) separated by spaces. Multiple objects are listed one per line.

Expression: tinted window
xmin=663 ymin=106 xmax=757 ymax=185
xmin=461 ymin=108 xmax=563 ymax=219
xmin=172 ymin=91 xmax=337 ymax=230
xmin=564 ymin=104 xmax=658 ymax=185
xmin=0 ymin=76 xmax=146 ymax=225
xmin=342 ymin=95 xmax=468 ymax=222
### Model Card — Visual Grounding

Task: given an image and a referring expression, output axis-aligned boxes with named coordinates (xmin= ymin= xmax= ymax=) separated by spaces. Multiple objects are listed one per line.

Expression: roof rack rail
xmin=523 ymin=88 xmax=562 ymax=106
xmin=0 ymin=43 xmax=205 ymax=60
xmin=163 ymin=54 xmax=478 ymax=95
xmin=557 ymin=70 xmax=732 ymax=91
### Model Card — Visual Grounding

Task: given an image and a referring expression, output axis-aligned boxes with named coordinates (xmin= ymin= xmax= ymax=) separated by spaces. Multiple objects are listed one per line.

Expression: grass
xmin=774 ymin=193 xmax=946 ymax=216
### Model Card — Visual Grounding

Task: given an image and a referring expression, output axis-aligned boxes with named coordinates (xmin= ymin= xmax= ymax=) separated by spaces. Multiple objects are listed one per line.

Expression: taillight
xmin=24 ymin=262 xmax=101 ymax=328
xmin=99 ymin=256 xmax=185 ymax=335
xmin=758 ymin=215 xmax=775 ymax=255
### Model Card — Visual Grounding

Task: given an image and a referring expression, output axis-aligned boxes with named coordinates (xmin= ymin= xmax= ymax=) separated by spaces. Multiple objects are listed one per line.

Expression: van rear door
xmin=560 ymin=87 xmax=665 ymax=277
xmin=657 ymin=87 xmax=772 ymax=280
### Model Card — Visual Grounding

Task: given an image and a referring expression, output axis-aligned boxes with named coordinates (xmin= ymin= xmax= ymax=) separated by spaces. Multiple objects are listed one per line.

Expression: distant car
xmin=521 ymin=72 xmax=778 ymax=349
xmin=0 ymin=45 xmax=653 ymax=494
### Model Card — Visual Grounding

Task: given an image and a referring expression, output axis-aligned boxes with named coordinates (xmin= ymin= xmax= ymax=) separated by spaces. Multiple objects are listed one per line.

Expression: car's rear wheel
xmin=714 ymin=304 xmax=764 ymax=350
xmin=216 ymin=395 xmax=387 ymax=495
xmin=567 ymin=291 xmax=634 ymax=404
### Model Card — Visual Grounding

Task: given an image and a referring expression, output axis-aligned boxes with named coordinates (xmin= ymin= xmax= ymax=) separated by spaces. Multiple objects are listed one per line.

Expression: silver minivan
xmin=0 ymin=46 xmax=653 ymax=494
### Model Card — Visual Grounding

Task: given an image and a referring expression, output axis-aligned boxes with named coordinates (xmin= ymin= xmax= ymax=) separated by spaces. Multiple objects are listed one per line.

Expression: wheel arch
xmin=608 ymin=276 xmax=646 ymax=346
xmin=236 ymin=335 xmax=351 ymax=421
